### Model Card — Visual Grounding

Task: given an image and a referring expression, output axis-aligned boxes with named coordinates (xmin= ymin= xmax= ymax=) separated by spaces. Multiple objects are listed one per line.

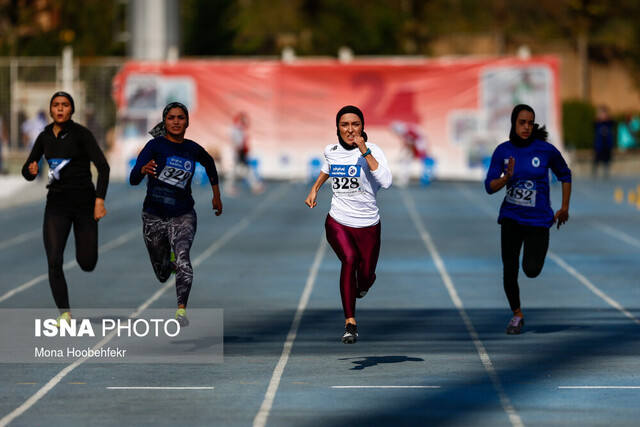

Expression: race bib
xmin=505 ymin=180 xmax=536 ymax=207
xmin=47 ymin=158 xmax=71 ymax=183
xmin=329 ymin=164 xmax=362 ymax=195
xmin=158 ymin=156 xmax=193 ymax=189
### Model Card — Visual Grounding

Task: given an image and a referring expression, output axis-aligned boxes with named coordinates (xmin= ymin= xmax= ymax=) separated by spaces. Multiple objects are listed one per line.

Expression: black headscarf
xmin=509 ymin=104 xmax=548 ymax=147
xmin=336 ymin=105 xmax=368 ymax=150
xmin=149 ymin=102 xmax=190 ymax=137
xmin=50 ymin=91 xmax=75 ymax=115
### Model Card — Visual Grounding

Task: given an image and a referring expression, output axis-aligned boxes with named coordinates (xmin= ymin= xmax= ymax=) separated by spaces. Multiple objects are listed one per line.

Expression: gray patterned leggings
xmin=142 ymin=209 xmax=197 ymax=307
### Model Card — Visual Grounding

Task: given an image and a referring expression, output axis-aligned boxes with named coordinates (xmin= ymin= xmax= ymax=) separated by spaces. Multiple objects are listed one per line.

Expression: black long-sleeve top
xmin=22 ymin=120 xmax=110 ymax=213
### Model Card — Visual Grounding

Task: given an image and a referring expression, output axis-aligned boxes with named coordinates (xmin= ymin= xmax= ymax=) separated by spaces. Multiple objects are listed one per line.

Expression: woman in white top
xmin=305 ymin=105 xmax=392 ymax=343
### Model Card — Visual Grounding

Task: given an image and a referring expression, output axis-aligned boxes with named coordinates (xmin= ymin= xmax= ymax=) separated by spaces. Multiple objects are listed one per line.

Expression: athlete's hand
xmin=305 ymin=190 xmax=317 ymax=208
xmin=141 ymin=159 xmax=157 ymax=177
xmin=212 ymin=196 xmax=223 ymax=216
xmin=94 ymin=198 xmax=107 ymax=221
xmin=554 ymin=208 xmax=569 ymax=229
xmin=353 ymin=136 xmax=367 ymax=152
xmin=28 ymin=161 xmax=39 ymax=176
xmin=504 ymin=156 xmax=514 ymax=181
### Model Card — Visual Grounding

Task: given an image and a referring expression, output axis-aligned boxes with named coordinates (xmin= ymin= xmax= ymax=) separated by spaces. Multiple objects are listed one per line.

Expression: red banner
xmin=111 ymin=56 xmax=560 ymax=181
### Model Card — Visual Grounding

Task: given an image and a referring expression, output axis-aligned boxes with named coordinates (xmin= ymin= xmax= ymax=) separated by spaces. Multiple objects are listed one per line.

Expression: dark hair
xmin=50 ymin=91 xmax=75 ymax=115
xmin=509 ymin=104 xmax=548 ymax=143
xmin=336 ymin=105 xmax=368 ymax=144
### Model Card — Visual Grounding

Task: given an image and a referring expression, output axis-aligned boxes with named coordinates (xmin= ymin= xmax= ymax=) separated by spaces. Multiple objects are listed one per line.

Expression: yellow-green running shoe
xmin=175 ymin=308 xmax=189 ymax=327
xmin=55 ymin=311 xmax=72 ymax=327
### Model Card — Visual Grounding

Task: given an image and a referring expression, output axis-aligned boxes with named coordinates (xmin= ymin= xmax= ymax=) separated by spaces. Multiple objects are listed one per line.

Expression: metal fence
xmin=0 ymin=56 xmax=125 ymax=173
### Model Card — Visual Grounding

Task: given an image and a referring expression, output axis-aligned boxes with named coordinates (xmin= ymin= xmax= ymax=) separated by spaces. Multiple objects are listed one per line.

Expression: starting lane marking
xmin=332 ymin=386 xmax=440 ymax=389
xmin=559 ymin=386 xmax=640 ymax=389
xmin=107 ymin=387 xmax=214 ymax=390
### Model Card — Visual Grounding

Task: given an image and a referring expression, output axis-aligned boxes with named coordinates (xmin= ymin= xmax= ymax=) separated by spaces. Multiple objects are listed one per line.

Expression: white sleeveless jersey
xmin=321 ymin=142 xmax=392 ymax=228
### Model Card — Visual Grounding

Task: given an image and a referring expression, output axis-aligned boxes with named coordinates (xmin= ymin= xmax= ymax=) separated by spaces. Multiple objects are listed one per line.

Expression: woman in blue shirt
xmin=485 ymin=104 xmax=572 ymax=335
xmin=130 ymin=102 xmax=222 ymax=326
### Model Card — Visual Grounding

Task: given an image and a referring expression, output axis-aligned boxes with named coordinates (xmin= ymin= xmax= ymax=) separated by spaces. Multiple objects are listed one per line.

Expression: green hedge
xmin=562 ymin=100 xmax=596 ymax=150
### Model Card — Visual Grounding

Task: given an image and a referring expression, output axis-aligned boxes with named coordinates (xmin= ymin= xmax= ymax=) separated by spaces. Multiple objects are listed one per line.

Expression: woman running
xmin=305 ymin=105 xmax=392 ymax=343
xmin=22 ymin=91 xmax=110 ymax=325
xmin=485 ymin=104 xmax=572 ymax=335
xmin=129 ymin=102 xmax=222 ymax=326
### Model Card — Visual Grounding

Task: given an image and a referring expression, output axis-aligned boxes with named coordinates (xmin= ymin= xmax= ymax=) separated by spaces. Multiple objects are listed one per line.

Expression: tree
xmin=0 ymin=0 xmax=125 ymax=56
xmin=182 ymin=0 xmax=237 ymax=56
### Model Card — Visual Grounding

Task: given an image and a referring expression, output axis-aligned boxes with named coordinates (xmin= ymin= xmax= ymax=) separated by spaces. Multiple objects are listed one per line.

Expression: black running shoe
xmin=342 ymin=323 xmax=358 ymax=344
xmin=506 ymin=316 xmax=524 ymax=335
xmin=356 ymin=289 xmax=368 ymax=299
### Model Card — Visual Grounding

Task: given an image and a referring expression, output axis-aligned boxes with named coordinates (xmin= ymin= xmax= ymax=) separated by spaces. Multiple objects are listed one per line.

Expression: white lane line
xmin=546 ymin=252 xmax=640 ymax=326
xmin=253 ymin=234 xmax=327 ymax=427
xmin=559 ymin=386 xmax=640 ymax=389
xmin=0 ymin=229 xmax=40 ymax=251
xmin=591 ymin=221 xmax=640 ymax=249
xmin=456 ymin=183 xmax=640 ymax=326
xmin=107 ymin=387 xmax=214 ymax=390
xmin=401 ymin=189 xmax=524 ymax=427
xmin=0 ymin=191 xmax=141 ymax=252
xmin=332 ymin=386 xmax=440 ymax=389
xmin=0 ymin=185 xmax=288 ymax=427
xmin=0 ymin=227 xmax=140 ymax=304
xmin=0 ymin=178 xmax=265 ymax=304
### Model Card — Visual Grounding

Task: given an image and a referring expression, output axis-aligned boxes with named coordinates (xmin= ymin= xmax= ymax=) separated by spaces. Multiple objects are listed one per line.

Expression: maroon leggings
xmin=325 ymin=215 xmax=381 ymax=319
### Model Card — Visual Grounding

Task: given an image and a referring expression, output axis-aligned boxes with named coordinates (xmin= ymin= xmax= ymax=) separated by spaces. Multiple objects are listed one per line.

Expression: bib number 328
xmin=329 ymin=164 xmax=362 ymax=194
xmin=332 ymin=177 xmax=359 ymax=190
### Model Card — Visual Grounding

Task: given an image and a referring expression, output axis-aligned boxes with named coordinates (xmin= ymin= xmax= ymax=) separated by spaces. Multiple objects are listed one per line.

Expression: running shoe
xmin=55 ymin=312 xmax=72 ymax=327
xmin=175 ymin=308 xmax=189 ymax=327
xmin=506 ymin=316 xmax=524 ymax=335
xmin=356 ymin=289 xmax=368 ymax=299
xmin=342 ymin=323 xmax=358 ymax=344
xmin=170 ymin=252 xmax=177 ymax=275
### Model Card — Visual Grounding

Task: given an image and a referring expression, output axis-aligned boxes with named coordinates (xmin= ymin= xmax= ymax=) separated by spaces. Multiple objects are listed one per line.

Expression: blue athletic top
xmin=484 ymin=139 xmax=571 ymax=228
xmin=129 ymin=136 xmax=219 ymax=218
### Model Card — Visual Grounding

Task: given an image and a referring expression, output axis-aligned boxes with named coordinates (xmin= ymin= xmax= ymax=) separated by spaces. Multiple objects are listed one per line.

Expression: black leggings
xmin=500 ymin=219 xmax=549 ymax=312
xmin=43 ymin=209 xmax=98 ymax=311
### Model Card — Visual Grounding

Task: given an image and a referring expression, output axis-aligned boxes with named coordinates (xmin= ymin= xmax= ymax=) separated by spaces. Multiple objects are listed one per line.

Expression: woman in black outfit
xmin=22 ymin=91 xmax=110 ymax=325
